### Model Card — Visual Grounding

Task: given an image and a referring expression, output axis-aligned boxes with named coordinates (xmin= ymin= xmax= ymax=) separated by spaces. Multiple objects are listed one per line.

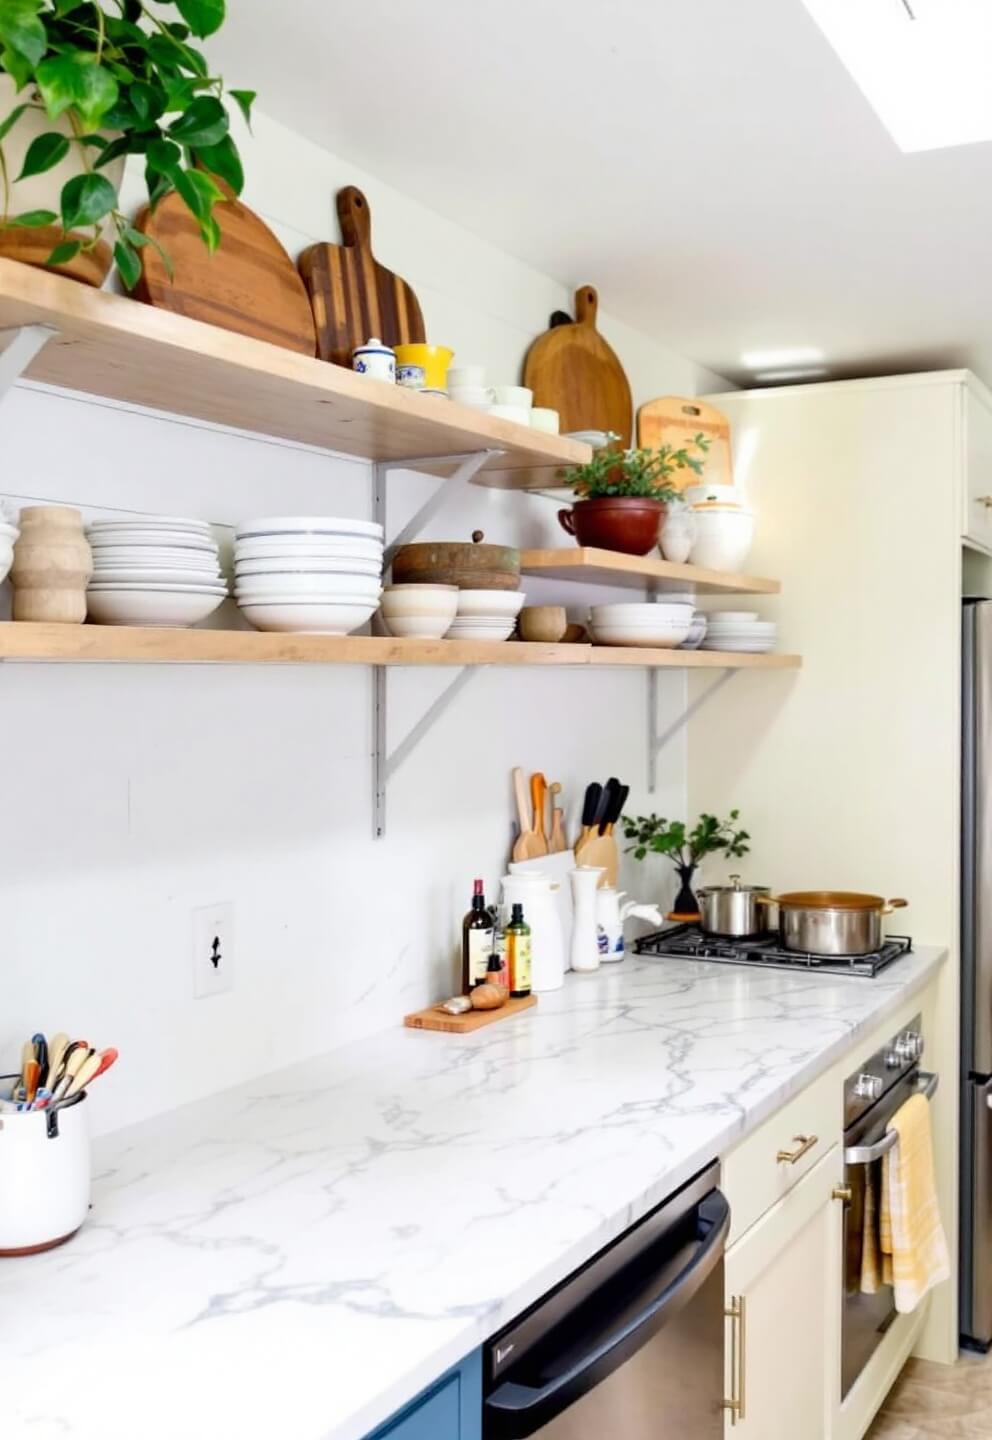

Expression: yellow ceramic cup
xmin=394 ymin=344 xmax=454 ymax=391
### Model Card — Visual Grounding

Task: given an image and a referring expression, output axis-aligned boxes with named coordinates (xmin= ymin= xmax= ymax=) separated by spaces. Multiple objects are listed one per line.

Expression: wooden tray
xmin=404 ymin=994 xmax=537 ymax=1033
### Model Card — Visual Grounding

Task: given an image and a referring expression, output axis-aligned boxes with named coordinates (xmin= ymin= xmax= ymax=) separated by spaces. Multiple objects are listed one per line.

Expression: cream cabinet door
xmin=724 ymin=1144 xmax=843 ymax=1440
xmin=964 ymin=386 xmax=992 ymax=551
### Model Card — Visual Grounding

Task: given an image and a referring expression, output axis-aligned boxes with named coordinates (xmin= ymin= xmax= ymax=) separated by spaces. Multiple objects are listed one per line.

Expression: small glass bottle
xmin=505 ymin=902 xmax=532 ymax=998
xmin=462 ymin=879 xmax=491 ymax=991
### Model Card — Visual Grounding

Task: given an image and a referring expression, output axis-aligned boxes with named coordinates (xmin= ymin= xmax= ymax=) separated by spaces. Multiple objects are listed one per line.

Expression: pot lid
xmin=774 ymin=890 xmax=887 ymax=910
xmin=699 ymin=877 xmax=770 ymax=896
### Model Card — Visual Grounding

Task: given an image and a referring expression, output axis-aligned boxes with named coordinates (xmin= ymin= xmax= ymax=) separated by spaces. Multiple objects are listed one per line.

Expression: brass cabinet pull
xmin=977 ymin=495 xmax=992 ymax=508
xmin=723 ymin=1295 xmax=747 ymax=1424
xmin=832 ymin=1185 xmax=853 ymax=1203
xmin=776 ymin=1133 xmax=819 ymax=1164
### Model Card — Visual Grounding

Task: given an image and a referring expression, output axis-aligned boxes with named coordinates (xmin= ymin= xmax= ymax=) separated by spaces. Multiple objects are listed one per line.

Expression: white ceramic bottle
xmin=570 ymin=866 xmax=606 ymax=973
xmin=501 ymin=873 xmax=565 ymax=992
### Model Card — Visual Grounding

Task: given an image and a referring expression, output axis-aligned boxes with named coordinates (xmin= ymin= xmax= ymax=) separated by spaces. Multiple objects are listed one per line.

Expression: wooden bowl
xmin=392 ymin=534 xmax=520 ymax=591
xmin=519 ymin=606 xmax=567 ymax=643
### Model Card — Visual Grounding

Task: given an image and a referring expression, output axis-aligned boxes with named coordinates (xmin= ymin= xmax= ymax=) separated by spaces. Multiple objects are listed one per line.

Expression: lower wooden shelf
xmin=0 ymin=623 xmax=802 ymax=669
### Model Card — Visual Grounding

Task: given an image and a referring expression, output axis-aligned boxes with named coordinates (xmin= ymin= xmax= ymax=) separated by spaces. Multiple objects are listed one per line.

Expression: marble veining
xmin=0 ymin=946 xmax=946 ymax=1440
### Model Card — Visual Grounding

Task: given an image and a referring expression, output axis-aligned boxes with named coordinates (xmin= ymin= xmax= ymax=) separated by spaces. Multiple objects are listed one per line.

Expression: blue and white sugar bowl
xmin=352 ymin=337 xmax=396 ymax=382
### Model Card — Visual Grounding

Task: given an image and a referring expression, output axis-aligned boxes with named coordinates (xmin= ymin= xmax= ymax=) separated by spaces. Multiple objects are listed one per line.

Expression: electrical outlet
xmin=192 ymin=902 xmax=234 ymax=999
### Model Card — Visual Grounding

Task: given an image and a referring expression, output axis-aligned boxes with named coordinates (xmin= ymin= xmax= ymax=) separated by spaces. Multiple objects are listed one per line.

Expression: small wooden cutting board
xmin=298 ymin=186 xmax=426 ymax=366
xmin=637 ymin=396 xmax=734 ymax=491
xmin=404 ymin=994 xmax=537 ymax=1033
xmin=523 ymin=286 xmax=632 ymax=445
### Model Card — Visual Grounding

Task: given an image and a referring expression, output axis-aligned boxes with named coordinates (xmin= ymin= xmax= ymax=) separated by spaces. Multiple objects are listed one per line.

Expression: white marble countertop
xmin=0 ymin=945 xmax=946 ymax=1440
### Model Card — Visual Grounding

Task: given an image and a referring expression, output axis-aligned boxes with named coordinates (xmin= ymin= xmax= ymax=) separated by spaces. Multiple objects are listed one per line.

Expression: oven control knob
xmin=894 ymin=1031 xmax=923 ymax=1062
xmin=854 ymin=1072 xmax=884 ymax=1100
xmin=885 ymin=1049 xmax=903 ymax=1069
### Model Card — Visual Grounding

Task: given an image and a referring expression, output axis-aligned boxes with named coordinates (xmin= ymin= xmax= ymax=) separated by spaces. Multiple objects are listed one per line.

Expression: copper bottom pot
xmin=768 ymin=892 xmax=908 ymax=956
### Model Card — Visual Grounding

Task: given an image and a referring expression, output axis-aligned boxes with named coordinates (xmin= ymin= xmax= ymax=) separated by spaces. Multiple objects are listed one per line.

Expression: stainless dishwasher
xmin=482 ymin=1162 xmax=729 ymax=1439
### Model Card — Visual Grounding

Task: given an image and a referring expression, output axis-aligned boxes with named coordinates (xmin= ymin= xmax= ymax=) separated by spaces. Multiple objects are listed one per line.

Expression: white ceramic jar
xmin=0 ymin=1096 xmax=90 ymax=1255
xmin=689 ymin=504 xmax=755 ymax=572
xmin=352 ymin=337 xmax=396 ymax=382
xmin=500 ymin=873 xmax=565 ymax=992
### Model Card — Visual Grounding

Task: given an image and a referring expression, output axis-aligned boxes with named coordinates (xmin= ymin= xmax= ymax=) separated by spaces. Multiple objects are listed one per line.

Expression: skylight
xmin=801 ymin=0 xmax=992 ymax=152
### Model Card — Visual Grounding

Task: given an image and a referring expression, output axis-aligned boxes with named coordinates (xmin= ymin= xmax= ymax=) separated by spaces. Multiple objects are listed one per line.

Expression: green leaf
xmin=130 ymin=80 xmax=163 ymax=124
xmin=198 ymin=209 xmax=220 ymax=252
xmin=0 ymin=43 xmax=32 ymax=88
xmin=193 ymin=133 xmax=242 ymax=193
xmin=16 ymin=130 xmax=68 ymax=179
xmin=93 ymin=134 xmax=131 ymax=168
xmin=147 ymin=33 xmax=207 ymax=78
xmin=3 ymin=207 xmax=55 ymax=226
xmin=0 ymin=0 xmax=46 ymax=67
xmin=60 ymin=171 xmax=117 ymax=229
xmin=125 ymin=222 xmax=174 ymax=278
xmin=45 ymin=238 xmax=80 ymax=266
xmin=36 ymin=53 xmax=119 ymax=131
xmin=146 ymin=136 xmax=181 ymax=176
xmin=167 ymin=94 xmax=227 ymax=148
xmin=228 ymin=88 xmax=255 ymax=127
xmin=171 ymin=163 xmax=222 ymax=221
xmin=113 ymin=236 xmax=141 ymax=289
xmin=175 ymin=0 xmax=224 ymax=38
xmin=0 ymin=100 xmax=26 ymax=142
xmin=53 ymin=0 xmax=86 ymax=15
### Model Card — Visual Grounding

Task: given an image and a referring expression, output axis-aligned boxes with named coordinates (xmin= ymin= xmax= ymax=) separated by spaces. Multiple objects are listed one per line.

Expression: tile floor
xmin=867 ymin=1352 xmax=992 ymax=1437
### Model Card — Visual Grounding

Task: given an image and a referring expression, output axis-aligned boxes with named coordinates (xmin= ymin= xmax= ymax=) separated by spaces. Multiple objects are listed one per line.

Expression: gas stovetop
xmin=633 ymin=924 xmax=913 ymax=978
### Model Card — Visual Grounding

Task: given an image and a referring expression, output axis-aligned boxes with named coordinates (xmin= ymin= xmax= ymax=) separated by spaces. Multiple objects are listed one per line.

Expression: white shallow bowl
xmin=86 ymin=589 xmax=226 ymax=627
xmin=236 ymin=574 xmax=382 ymax=600
xmin=90 ymin=532 xmax=218 ymax=552
xmin=236 ymin=516 xmax=384 ymax=541
xmin=239 ymin=599 xmax=378 ymax=634
xmin=702 ymin=637 xmax=776 ymax=653
xmin=91 ymin=569 xmax=224 ymax=586
xmin=591 ymin=602 xmax=693 ymax=623
xmin=709 ymin=611 xmax=760 ymax=623
xmin=381 ymin=585 xmax=459 ymax=621
xmin=233 ymin=537 xmax=383 ymax=562
xmin=446 ymin=623 xmax=516 ymax=642
xmin=455 ymin=589 xmax=524 ymax=618
xmin=89 ymin=580 xmax=227 ymax=595
xmin=89 ymin=517 xmax=212 ymax=533
xmin=380 ymin=614 xmax=455 ymax=639
xmin=591 ymin=624 xmax=691 ymax=648
xmin=235 ymin=557 xmax=382 ymax=578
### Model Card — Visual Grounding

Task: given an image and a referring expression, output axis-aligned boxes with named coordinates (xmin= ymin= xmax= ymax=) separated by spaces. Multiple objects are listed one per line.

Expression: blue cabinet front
xmin=369 ymin=1351 xmax=481 ymax=1440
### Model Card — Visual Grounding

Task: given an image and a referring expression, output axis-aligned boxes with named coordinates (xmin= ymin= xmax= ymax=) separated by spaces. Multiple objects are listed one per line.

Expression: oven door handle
xmin=844 ymin=1070 xmax=939 ymax=1165
xmin=483 ymin=1191 xmax=730 ymax=1440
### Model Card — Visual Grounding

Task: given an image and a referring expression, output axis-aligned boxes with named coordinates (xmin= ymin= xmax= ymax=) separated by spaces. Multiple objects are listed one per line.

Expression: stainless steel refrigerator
xmin=961 ymin=599 xmax=992 ymax=1347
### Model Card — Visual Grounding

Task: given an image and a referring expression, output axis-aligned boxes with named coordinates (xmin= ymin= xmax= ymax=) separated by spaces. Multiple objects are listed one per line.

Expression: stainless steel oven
xmin=839 ymin=1013 xmax=939 ymax=1397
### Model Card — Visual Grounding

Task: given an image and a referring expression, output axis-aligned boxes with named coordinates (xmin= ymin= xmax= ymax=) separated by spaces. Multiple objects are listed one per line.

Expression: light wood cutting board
xmin=134 ymin=189 xmax=317 ymax=356
xmin=404 ymin=994 xmax=537 ymax=1032
xmin=298 ymin=186 xmax=426 ymax=367
xmin=636 ymin=396 xmax=734 ymax=491
xmin=523 ymin=286 xmax=632 ymax=445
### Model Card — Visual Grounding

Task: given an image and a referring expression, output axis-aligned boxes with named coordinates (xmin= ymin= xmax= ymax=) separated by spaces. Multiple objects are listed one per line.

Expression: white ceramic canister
xmin=570 ymin=866 xmax=606 ymax=973
xmin=501 ymin=873 xmax=565 ymax=992
xmin=352 ymin=337 xmax=396 ymax=382
xmin=688 ymin=503 xmax=755 ymax=573
xmin=0 ymin=1095 xmax=90 ymax=1255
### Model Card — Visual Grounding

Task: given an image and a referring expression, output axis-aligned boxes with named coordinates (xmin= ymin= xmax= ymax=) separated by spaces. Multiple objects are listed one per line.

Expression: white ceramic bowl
xmin=380 ymin=613 xmax=455 ymax=639
xmin=455 ymin=589 xmax=525 ymax=618
xmin=702 ymin=637 xmax=776 ymax=653
xmin=235 ymin=574 xmax=382 ymax=599
xmin=591 ymin=622 xmax=691 ymax=648
xmin=90 ymin=532 xmax=218 ymax=552
xmin=89 ymin=517 xmax=212 ymax=533
xmin=234 ymin=537 xmax=383 ymax=562
xmin=236 ymin=516 xmax=384 ymax=541
xmin=689 ymin=511 xmax=755 ymax=572
xmin=445 ymin=622 xmax=516 ymax=642
xmin=530 ymin=407 xmax=560 ymax=434
xmin=89 ymin=580 xmax=227 ymax=594
xmin=590 ymin=603 xmax=693 ymax=624
xmin=87 ymin=588 xmax=226 ymax=626
xmin=239 ymin=599 xmax=378 ymax=634
xmin=489 ymin=403 xmax=531 ymax=426
xmin=709 ymin=611 xmax=759 ymax=623
xmin=90 ymin=567 xmax=223 ymax=586
xmin=380 ymin=585 xmax=459 ymax=621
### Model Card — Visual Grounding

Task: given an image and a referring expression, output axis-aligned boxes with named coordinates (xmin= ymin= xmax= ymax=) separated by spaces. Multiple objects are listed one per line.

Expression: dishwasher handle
xmin=484 ymin=1189 xmax=730 ymax=1440
xmin=844 ymin=1070 xmax=939 ymax=1166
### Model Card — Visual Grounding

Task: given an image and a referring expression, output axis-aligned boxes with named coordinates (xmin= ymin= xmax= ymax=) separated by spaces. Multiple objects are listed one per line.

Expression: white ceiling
xmin=212 ymin=0 xmax=992 ymax=387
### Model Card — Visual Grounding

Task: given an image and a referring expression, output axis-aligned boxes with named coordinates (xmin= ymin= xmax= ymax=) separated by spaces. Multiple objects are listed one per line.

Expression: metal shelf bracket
xmin=647 ymin=668 xmax=738 ymax=793
xmin=371 ymin=448 xmax=504 ymax=838
xmin=0 ymin=324 xmax=58 ymax=404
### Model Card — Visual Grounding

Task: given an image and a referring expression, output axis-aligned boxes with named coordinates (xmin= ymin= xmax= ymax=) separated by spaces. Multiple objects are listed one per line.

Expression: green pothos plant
xmin=561 ymin=435 xmax=711 ymax=501
xmin=0 ymin=0 xmax=254 ymax=284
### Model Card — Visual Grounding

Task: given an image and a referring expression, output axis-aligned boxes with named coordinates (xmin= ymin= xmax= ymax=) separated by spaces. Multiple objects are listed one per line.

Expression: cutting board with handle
xmin=134 ymin=187 xmax=317 ymax=356
xmin=523 ymin=286 xmax=633 ymax=445
xmin=404 ymin=994 xmax=536 ymax=1033
xmin=298 ymin=186 xmax=426 ymax=367
xmin=636 ymin=396 xmax=734 ymax=492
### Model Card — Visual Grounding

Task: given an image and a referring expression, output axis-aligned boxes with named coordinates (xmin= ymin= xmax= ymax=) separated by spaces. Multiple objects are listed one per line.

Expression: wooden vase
xmin=11 ymin=507 xmax=93 ymax=624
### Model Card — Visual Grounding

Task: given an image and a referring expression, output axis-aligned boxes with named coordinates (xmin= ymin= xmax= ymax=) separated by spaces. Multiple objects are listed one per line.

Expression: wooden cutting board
xmin=404 ymin=994 xmax=537 ymax=1033
xmin=298 ymin=186 xmax=426 ymax=366
xmin=637 ymin=396 xmax=734 ymax=491
xmin=523 ymin=286 xmax=632 ymax=445
xmin=134 ymin=189 xmax=317 ymax=356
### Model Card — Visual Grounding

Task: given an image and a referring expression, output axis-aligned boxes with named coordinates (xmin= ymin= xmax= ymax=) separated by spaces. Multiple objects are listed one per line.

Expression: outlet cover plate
xmin=193 ymin=902 xmax=234 ymax=999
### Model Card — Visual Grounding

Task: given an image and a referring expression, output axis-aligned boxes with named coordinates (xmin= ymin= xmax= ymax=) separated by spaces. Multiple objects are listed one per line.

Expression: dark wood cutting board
xmin=298 ymin=186 xmax=426 ymax=367
xmin=134 ymin=188 xmax=317 ymax=356
xmin=523 ymin=285 xmax=632 ymax=445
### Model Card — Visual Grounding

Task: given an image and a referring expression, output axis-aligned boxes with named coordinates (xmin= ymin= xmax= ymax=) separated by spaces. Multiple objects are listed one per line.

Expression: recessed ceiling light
xmin=801 ymin=0 xmax=992 ymax=152
xmin=752 ymin=367 xmax=830 ymax=382
xmin=740 ymin=346 xmax=826 ymax=370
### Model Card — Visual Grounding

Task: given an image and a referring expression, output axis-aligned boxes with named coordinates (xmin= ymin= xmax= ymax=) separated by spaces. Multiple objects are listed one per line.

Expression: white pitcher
xmin=570 ymin=866 xmax=606 ymax=973
xmin=500 ymin=873 xmax=565 ymax=992
xmin=595 ymin=888 xmax=663 ymax=963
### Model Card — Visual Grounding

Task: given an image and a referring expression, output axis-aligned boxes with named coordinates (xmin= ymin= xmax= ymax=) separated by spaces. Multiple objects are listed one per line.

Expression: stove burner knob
xmin=885 ymin=1049 xmax=903 ymax=1069
xmin=853 ymin=1072 xmax=884 ymax=1101
xmin=894 ymin=1031 xmax=923 ymax=1062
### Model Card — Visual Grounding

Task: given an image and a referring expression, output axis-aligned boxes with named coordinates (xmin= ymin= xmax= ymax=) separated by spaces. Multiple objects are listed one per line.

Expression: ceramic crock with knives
xmin=0 ymin=1031 xmax=118 ymax=1256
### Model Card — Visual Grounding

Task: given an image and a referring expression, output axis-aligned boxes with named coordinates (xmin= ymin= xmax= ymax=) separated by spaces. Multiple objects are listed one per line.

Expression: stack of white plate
xmin=702 ymin=611 xmax=778 ymax=653
xmin=86 ymin=516 xmax=227 ymax=626
xmin=588 ymin=601 xmax=694 ymax=648
xmin=234 ymin=516 xmax=384 ymax=634
xmin=448 ymin=588 xmax=524 ymax=642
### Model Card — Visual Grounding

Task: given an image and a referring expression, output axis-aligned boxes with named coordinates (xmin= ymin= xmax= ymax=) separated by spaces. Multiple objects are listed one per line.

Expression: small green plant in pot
xmin=558 ymin=436 xmax=710 ymax=556
xmin=0 ymin=0 xmax=253 ymax=287
xmin=623 ymin=810 xmax=750 ymax=919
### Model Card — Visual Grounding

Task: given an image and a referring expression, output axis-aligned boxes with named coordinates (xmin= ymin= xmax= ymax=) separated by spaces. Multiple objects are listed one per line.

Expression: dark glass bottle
xmin=462 ymin=879 xmax=491 ymax=991
xmin=506 ymin=902 xmax=532 ymax=998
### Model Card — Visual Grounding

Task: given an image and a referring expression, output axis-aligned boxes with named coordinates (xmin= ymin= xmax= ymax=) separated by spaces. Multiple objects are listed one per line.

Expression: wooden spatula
xmin=548 ymin=782 xmax=567 ymax=853
xmin=512 ymin=767 xmax=546 ymax=861
xmin=530 ymin=773 xmax=549 ymax=857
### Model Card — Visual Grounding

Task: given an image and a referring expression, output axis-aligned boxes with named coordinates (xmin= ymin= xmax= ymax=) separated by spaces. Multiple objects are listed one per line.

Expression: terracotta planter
xmin=0 ymin=75 xmax=126 ymax=286
xmin=557 ymin=496 xmax=667 ymax=556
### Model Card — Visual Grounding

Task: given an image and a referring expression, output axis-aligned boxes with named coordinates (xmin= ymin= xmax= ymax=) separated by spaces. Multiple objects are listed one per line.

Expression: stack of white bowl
xmin=588 ymin=601 xmax=694 ymax=648
xmin=86 ymin=516 xmax=227 ymax=626
xmin=702 ymin=611 xmax=778 ymax=653
xmin=685 ymin=484 xmax=755 ymax=572
xmin=379 ymin=584 xmax=458 ymax=638
xmin=0 ymin=511 xmax=18 ymax=584
xmin=234 ymin=516 xmax=383 ymax=634
xmin=449 ymin=588 xmax=524 ymax=641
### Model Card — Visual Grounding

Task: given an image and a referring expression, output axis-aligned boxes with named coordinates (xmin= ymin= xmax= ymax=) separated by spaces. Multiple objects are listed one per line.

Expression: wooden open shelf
xmin=0 ymin=259 xmax=589 ymax=487
xmin=0 ymin=623 xmax=801 ymax=670
xmin=520 ymin=547 xmax=781 ymax=594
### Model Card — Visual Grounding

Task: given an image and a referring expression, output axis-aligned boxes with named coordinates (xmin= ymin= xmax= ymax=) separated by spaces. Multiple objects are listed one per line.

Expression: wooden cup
xmin=11 ymin=506 xmax=93 ymax=624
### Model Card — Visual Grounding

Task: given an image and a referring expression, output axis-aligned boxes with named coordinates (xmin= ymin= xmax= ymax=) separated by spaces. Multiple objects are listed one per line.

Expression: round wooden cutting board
xmin=523 ymin=285 xmax=632 ymax=445
xmin=134 ymin=190 xmax=317 ymax=356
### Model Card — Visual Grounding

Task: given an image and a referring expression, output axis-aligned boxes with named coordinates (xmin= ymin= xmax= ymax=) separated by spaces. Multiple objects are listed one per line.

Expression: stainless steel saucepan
xmin=697 ymin=875 xmax=773 ymax=938
xmin=766 ymin=891 xmax=908 ymax=956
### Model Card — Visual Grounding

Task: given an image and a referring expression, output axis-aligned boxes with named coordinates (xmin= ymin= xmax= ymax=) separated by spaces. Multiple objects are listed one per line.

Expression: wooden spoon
xmin=548 ymin=782 xmax=567 ymax=853
xmin=66 ymin=1047 xmax=118 ymax=1098
xmin=530 ymin=773 xmax=549 ymax=856
xmin=511 ymin=767 xmax=546 ymax=861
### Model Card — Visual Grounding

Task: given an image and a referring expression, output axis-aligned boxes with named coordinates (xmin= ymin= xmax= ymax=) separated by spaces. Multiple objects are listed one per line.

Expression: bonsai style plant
xmin=558 ymin=436 xmax=710 ymax=556
xmin=623 ymin=809 xmax=750 ymax=918
xmin=0 ymin=0 xmax=254 ymax=286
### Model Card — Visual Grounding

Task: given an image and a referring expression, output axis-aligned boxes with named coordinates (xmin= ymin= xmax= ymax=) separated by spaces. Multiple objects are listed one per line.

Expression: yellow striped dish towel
xmin=880 ymin=1092 xmax=950 ymax=1313
xmin=860 ymin=1162 xmax=883 ymax=1294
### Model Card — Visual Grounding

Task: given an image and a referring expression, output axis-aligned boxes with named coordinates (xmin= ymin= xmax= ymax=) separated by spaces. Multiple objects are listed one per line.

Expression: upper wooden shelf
xmin=0 ymin=623 xmax=801 ymax=670
xmin=520 ymin=547 xmax=781 ymax=594
xmin=0 ymin=259 xmax=590 ymax=487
